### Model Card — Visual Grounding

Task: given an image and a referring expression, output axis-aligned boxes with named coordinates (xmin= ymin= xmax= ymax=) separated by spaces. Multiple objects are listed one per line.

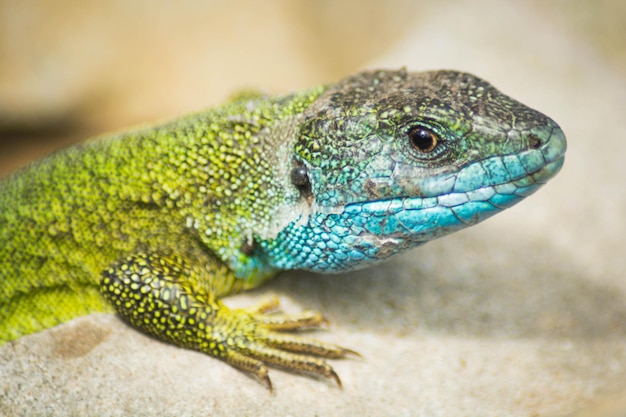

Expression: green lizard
xmin=0 ymin=69 xmax=566 ymax=389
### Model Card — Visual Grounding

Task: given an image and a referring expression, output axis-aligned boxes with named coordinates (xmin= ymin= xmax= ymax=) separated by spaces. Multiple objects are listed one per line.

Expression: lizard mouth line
xmin=343 ymin=154 xmax=565 ymax=211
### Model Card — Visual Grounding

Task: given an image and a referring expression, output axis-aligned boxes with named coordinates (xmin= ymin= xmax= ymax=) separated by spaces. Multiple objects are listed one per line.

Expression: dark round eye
xmin=408 ymin=126 xmax=438 ymax=153
xmin=290 ymin=165 xmax=309 ymax=186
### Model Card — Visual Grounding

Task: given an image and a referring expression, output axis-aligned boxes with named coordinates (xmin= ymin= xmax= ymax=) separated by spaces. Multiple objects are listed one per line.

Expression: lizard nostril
xmin=528 ymin=134 xmax=542 ymax=150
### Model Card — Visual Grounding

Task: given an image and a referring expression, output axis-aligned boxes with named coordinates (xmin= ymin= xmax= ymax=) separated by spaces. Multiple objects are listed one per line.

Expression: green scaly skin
xmin=0 ymin=69 xmax=566 ymax=389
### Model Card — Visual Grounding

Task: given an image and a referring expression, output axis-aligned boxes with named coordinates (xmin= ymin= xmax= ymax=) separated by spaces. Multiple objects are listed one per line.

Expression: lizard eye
xmin=408 ymin=126 xmax=438 ymax=153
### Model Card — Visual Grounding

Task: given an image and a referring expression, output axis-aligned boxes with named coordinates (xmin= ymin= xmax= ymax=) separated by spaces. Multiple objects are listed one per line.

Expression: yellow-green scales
xmin=0 ymin=70 xmax=566 ymax=388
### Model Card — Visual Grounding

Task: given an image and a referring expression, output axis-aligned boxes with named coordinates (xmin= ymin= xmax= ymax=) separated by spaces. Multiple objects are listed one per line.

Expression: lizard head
xmin=294 ymin=69 xmax=565 ymax=208
xmin=269 ymin=69 xmax=566 ymax=272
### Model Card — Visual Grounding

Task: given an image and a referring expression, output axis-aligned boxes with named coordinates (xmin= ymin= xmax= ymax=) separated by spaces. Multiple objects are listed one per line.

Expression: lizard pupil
xmin=408 ymin=127 xmax=438 ymax=153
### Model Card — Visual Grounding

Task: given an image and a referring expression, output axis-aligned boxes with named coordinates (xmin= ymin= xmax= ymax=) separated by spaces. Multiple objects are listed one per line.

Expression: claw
xmin=341 ymin=347 xmax=362 ymax=359
xmin=330 ymin=369 xmax=342 ymax=389
xmin=260 ymin=369 xmax=273 ymax=393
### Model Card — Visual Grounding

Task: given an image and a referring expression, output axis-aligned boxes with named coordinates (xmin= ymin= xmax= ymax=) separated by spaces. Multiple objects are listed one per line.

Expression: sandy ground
xmin=1 ymin=1 xmax=626 ymax=416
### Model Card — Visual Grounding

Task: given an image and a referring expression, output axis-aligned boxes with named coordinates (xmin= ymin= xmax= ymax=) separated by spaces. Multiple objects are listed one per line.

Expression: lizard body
xmin=0 ymin=69 xmax=566 ymax=388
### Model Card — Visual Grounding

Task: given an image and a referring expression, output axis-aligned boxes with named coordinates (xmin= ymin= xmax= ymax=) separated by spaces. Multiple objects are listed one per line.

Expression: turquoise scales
xmin=0 ymin=69 xmax=566 ymax=389
xmin=248 ymin=71 xmax=566 ymax=273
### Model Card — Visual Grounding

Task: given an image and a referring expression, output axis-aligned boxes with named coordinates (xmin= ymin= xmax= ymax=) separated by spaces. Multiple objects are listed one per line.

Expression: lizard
xmin=0 ymin=69 xmax=566 ymax=390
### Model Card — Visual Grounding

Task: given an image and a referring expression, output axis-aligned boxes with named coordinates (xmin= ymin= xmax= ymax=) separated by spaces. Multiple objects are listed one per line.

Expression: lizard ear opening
xmin=290 ymin=165 xmax=309 ymax=186
xmin=290 ymin=163 xmax=313 ymax=203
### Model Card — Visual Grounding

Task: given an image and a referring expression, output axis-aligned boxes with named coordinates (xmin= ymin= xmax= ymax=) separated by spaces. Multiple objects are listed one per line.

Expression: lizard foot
xmin=220 ymin=307 xmax=356 ymax=391
xmin=100 ymin=253 xmax=357 ymax=391
xmin=221 ymin=295 xmax=358 ymax=390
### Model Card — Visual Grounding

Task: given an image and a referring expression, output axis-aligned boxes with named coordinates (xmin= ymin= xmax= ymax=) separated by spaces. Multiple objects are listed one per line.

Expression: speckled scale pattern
xmin=267 ymin=69 xmax=566 ymax=273
xmin=0 ymin=86 xmax=325 ymax=342
xmin=101 ymin=253 xmax=228 ymax=356
xmin=0 ymin=69 xmax=566 ymax=386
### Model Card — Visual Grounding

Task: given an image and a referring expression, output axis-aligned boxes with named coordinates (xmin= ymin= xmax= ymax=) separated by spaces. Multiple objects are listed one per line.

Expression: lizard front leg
xmin=99 ymin=252 xmax=353 ymax=390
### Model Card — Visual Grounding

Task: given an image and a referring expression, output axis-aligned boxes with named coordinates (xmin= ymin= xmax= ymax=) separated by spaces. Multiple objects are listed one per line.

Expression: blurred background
xmin=1 ymin=0 xmax=624 ymax=175
xmin=1 ymin=1 xmax=625 ymax=416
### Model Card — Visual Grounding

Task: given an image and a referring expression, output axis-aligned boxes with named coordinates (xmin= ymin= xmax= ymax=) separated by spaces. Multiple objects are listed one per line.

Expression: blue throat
xmin=263 ymin=151 xmax=565 ymax=274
